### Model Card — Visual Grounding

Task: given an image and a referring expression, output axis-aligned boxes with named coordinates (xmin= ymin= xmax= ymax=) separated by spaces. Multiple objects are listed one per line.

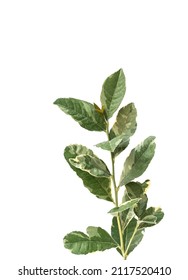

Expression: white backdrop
xmin=1 ymin=0 xmax=188 ymax=279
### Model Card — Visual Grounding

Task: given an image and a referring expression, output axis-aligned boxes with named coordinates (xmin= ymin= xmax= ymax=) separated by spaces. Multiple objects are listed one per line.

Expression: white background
xmin=1 ymin=0 xmax=188 ymax=279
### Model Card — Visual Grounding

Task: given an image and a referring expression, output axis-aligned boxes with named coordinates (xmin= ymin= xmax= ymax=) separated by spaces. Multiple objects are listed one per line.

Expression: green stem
xmin=124 ymin=222 xmax=139 ymax=259
xmin=106 ymin=122 xmax=125 ymax=257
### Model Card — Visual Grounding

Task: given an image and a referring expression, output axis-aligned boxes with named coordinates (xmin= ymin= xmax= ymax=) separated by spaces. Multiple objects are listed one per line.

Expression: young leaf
xmin=54 ymin=98 xmax=106 ymax=131
xmin=100 ymin=69 xmax=126 ymax=119
xmin=69 ymin=154 xmax=111 ymax=178
xmin=119 ymin=136 xmax=156 ymax=186
xmin=94 ymin=103 xmax=104 ymax=114
xmin=108 ymin=198 xmax=141 ymax=215
xmin=124 ymin=218 xmax=144 ymax=257
xmin=64 ymin=145 xmax=113 ymax=202
xmin=64 ymin=226 xmax=117 ymax=254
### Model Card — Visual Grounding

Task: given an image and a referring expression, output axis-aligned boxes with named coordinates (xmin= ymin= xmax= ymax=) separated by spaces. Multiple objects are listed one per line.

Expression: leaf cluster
xmin=54 ymin=69 xmax=164 ymax=259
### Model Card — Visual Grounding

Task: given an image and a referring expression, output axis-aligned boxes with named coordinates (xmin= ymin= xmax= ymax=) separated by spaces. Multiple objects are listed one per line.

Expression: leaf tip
xmin=150 ymin=135 xmax=156 ymax=142
xmin=118 ymin=68 xmax=124 ymax=74
xmin=53 ymin=99 xmax=59 ymax=105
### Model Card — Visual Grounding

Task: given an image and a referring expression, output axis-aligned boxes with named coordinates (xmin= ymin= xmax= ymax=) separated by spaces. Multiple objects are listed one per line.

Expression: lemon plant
xmin=54 ymin=69 xmax=164 ymax=259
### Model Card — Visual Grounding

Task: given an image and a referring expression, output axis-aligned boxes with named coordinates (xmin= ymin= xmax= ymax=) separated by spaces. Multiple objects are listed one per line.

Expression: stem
xmin=106 ymin=122 xmax=125 ymax=258
xmin=124 ymin=222 xmax=139 ymax=259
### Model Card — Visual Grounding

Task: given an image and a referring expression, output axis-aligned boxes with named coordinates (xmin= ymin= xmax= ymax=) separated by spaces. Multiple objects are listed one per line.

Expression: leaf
xmin=139 ymin=215 xmax=157 ymax=228
xmin=108 ymin=198 xmax=141 ymax=215
xmin=126 ymin=180 xmax=150 ymax=198
xmin=111 ymin=216 xmax=144 ymax=258
xmin=111 ymin=217 xmax=125 ymax=256
xmin=139 ymin=207 xmax=164 ymax=228
xmin=96 ymin=135 xmax=123 ymax=152
xmin=54 ymin=98 xmax=106 ymax=131
xmin=125 ymin=181 xmax=150 ymax=217
xmin=107 ymin=103 xmax=137 ymax=157
xmin=112 ymin=138 xmax=130 ymax=158
xmin=141 ymin=180 xmax=151 ymax=192
xmin=119 ymin=136 xmax=156 ymax=186
xmin=100 ymin=69 xmax=126 ymax=119
xmin=111 ymin=217 xmax=120 ymax=245
xmin=64 ymin=145 xmax=113 ymax=202
xmin=64 ymin=226 xmax=117 ymax=254
xmin=120 ymin=208 xmax=135 ymax=231
xmin=103 ymin=103 xmax=136 ymax=156
xmin=70 ymin=154 xmax=111 ymax=178
xmin=122 ymin=191 xmax=147 ymax=219
xmin=124 ymin=218 xmax=144 ymax=257
xmin=134 ymin=195 xmax=148 ymax=218
xmin=111 ymin=103 xmax=137 ymax=138
xmin=96 ymin=103 xmax=137 ymax=153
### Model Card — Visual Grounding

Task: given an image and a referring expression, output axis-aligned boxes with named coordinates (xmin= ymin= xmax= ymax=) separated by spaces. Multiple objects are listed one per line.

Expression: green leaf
xmin=111 ymin=216 xmax=144 ymax=258
xmin=107 ymin=103 xmax=137 ymax=157
xmin=119 ymin=136 xmax=156 ymax=186
xmin=54 ymin=98 xmax=106 ymax=131
xmin=64 ymin=145 xmax=113 ymax=202
xmin=108 ymin=198 xmax=141 ymax=215
xmin=111 ymin=217 xmax=120 ymax=245
xmin=139 ymin=207 xmax=164 ymax=228
xmin=111 ymin=103 xmax=137 ymax=137
xmin=139 ymin=215 xmax=157 ymax=227
xmin=120 ymin=208 xmax=136 ymax=231
xmin=100 ymin=69 xmax=126 ymax=119
xmin=111 ymin=217 xmax=124 ymax=256
xmin=64 ymin=226 xmax=117 ymax=254
xmin=112 ymin=139 xmax=130 ymax=158
xmin=96 ymin=103 xmax=137 ymax=153
xmin=126 ymin=180 xmax=150 ymax=198
xmin=96 ymin=135 xmax=123 ymax=152
xmin=134 ymin=195 xmax=148 ymax=218
xmin=124 ymin=218 xmax=144 ymax=257
xmin=125 ymin=181 xmax=150 ymax=217
xmin=70 ymin=154 xmax=111 ymax=178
